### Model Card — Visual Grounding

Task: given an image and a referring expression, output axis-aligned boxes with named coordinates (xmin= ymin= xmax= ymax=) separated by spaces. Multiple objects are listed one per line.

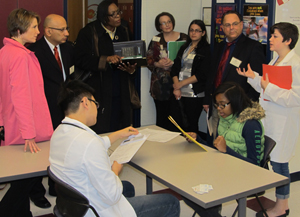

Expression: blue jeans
xmin=271 ymin=161 xmax=290 ymax=199
xmin=127 ymin=194 xmax=180 ymax=217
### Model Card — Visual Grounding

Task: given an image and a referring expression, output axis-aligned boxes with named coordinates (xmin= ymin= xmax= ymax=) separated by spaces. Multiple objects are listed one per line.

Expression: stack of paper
xmin=192 ymin=184 xmax=213 ymax=195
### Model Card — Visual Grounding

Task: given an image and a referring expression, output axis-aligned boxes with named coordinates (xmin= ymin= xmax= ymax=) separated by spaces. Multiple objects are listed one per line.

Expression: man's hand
xmin=24 ymin=138 xmax=41 ymax=153
xmin=213 ymin=136 xmax=227 ymax=153
xmin=111 ymin=161 xmax=123 ymax=176
xmin=173 ymin=89 xmax=181 ymax=100
xmin=108 ymin=127 xmax=139 ymax=144
xmin=236 ymin=63 xmax=255 ymax=79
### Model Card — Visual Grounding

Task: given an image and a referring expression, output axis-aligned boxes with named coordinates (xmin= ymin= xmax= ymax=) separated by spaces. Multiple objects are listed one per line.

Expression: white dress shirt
xmin=49 ymin=117 xmax=136 ymax=217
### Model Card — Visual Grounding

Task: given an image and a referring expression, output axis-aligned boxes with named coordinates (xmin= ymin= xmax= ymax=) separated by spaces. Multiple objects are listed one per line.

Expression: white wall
xmin=141 ymin=0 xmax=212 ymax=127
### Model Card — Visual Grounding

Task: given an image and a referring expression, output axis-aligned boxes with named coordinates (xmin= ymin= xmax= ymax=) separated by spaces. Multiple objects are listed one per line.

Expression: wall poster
xmin=214 ymin=4 xmax=236 ymax=43
xmin=243 ymin=4 xmax=269 ymax=44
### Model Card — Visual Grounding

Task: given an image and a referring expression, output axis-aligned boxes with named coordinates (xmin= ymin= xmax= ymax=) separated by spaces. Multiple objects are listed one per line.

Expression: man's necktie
xmin=54 ymin=46 xmax=63 ymax=72
xmin=214 ymin=41 xmax=234 ymax=88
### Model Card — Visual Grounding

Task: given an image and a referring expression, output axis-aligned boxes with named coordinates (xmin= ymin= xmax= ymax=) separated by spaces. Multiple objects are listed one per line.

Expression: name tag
xmin=70 ymin=65 xmax=74 ymax=74
xmin=187 ymin=54 xmax=195 ymax=59
xmin=230 ymin=57 xmax=242 ymax=68
xmin=152 ymin=36 xmax=160 ymax=42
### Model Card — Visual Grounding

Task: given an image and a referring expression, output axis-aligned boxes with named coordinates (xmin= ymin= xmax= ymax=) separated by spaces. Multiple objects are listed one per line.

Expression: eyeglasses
xmin=213 ymin=102 xmax=231 ymax=109
xmin=160 ymin=20 xmax=172 ymax=26
xmin=88 ymin=98 xmax=99 ymax=109
xmin=223 ymin=21 xmax=241 ymax=28
xmin=189 ymin=29 xmax=202 ymax=33
xmin=48 ymin=27 xmax=70 ymax=32
xmin=108 ymin=9 xmax=123 ymax=18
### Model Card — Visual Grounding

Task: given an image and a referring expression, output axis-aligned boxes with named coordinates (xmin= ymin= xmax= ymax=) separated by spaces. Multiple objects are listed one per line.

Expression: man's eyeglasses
xmin=223 ymin=22 xmax=241 ymax=28
xmin=88 ymin=98 xmax=99 ymax=109
xmin=108 ymin=9 xmax=123 ymax=18
xmin=213 ymin=102 xmax=231 ymax=109
xmin=189 ymin=29 xmax=202 ymax=33
xmin=48 ymin=27 xmax=70 ymax=32
xmin=160 ymin=20 xmax=172 ymax=26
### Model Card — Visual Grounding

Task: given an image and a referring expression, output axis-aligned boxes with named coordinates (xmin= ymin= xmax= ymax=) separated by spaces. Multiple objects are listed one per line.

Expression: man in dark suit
xmin=203 ymin=10 xmax=266 ymax=142
xmin=204 ymin=10 xmax=266 ymax=113
xmin=28 ymin=14 xmax=74 ymax=208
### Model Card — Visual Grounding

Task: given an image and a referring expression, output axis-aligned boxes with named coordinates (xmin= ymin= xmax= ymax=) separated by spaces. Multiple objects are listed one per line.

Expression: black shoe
xmin=31 ymin=196 xmax=51 ymax=209
xmin=256 ymin=210 xmax=287 ymax=217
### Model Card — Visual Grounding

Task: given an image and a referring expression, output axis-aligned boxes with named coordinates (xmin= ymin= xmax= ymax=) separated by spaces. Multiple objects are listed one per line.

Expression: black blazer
xmin=171 ymin=41 xmax=211 ymax=95
xmin=204 ymin=34 xmax=266 ymax=104
xmin=29 ymin=37 xmax=74 ymax=129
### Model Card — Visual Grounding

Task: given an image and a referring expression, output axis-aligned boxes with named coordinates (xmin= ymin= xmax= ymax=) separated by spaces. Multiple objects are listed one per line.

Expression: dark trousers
xmin=0 ymin=177 xmax=40 ymax=217
xmin=169 ymin=97 xmax=203 ymax=132
xmin=29 ymin=177 xmax=56 ymax=200
xmin=154 ymin=99 xmax=171 ymax=130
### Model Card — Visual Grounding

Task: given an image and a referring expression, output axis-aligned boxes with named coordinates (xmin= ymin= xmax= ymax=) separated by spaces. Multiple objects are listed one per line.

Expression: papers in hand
xmin=110 ymin=133 xmax=148 ymax=164
xmin=168 ymin=116 xmax=207 ymax=151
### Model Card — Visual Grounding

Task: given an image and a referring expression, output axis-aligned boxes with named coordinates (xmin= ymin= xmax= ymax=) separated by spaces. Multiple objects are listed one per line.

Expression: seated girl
xmin=184 ymin=81 xmax=265 ymax=217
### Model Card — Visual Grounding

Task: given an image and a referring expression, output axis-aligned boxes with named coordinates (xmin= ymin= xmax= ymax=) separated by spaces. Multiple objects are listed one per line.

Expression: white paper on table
xmin=110 ymin=133 xmax=149 ymax=164
xmin=206 ymin=109 xmax=213 ymax=136
xmin=139 ymin=128 xmax=180 ymax=142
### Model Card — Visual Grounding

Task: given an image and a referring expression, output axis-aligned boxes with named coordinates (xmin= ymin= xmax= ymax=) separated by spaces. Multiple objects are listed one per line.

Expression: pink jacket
xmin=0 ymin=38 xmax=53 ymax=146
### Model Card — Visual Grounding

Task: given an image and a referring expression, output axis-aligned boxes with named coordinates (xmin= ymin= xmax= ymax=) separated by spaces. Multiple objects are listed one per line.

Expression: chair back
xmin=261 ymin=135 xmax=276 ymax=169
xmin=47 ymin=166 xmax=100 ymax=217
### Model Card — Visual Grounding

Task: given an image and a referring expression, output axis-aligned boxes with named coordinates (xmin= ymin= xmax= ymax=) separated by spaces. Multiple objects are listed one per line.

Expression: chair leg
xmin=232 ymin=205 xmax=238 ymax=217
xmin=255 ymin=194 xmax=269 ymax=217
xmin=192 ymin=211 xmax=197 ymax=217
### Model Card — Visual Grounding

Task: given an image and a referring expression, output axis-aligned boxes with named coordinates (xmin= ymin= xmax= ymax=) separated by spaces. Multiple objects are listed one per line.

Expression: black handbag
xmin=128 ymin=78 xmax=141 ymax=109
xmin=72 ymin=25 xmax=99 ymax=82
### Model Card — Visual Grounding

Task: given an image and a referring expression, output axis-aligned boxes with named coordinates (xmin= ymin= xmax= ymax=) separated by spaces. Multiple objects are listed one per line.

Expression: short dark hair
xmin=221 ymin=10 xmax=243 ymax=24
xmin=213 ymin=82 xmax=252 ymax=116
xmin=58 ymin=80 xmax=95 ymax=115
xmin=7 ymin=8 xmax=40 ymax=37
xmin=97 ymin=0 xmax=116 ymax=25
xmin=154 ymin=12 xmax=175 ymax=32
xmin=270 ymin=22 xmax=299 ymax=50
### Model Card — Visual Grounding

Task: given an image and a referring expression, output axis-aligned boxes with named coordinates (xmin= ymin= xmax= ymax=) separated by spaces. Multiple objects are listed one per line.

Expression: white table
xmin=110 ymin=125 xmax=289 ymax=217
xmin=0 ymin=141 xmax=49 ymax=183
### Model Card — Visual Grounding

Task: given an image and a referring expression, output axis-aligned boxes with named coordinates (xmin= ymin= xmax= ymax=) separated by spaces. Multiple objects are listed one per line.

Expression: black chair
xmin=47 ymin=166 xmax=100 ymax=217
xmin=231 ymin=135 xmax=276 ymax=217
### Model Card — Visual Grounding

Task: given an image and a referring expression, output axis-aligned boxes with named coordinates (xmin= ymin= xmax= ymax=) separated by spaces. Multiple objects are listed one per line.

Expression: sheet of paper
xmin=110 ymin=133 xmax=149 ymax=164
xmin=139 ymin=128 xmax=180 ymax=142
xmin=263 ymin=64 xmax=292 ymax=89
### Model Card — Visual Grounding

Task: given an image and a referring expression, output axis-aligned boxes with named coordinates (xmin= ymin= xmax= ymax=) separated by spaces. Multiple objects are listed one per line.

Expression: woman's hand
xmin=236 ymin=63 xmax=255 ymax=79
xmin=213 ymin=136 xmax=227 ymax=153
xmin=118 ymin=62 xmax=137 ymax=74
xmin=203 ymin=105 xmax=209 ymax=113
xmin=261 ymin=73 xmax=269 ymax=90
xmin=173 ymin=89 xmax=181 ymax=100
xmin=185 ymin=132 xmax=197 ymax=143
xmin=173 ymin=81 xmax=183 ymax=90
xmin=155 ymin=58 xmax=173 ymax=70
xmin=107 ymin=55 xmax=122 ymax=64
xmin=24 ymin=138 xmax=41 ymax=153
xmin=111 ymin=161 xmax=123 ymax=176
